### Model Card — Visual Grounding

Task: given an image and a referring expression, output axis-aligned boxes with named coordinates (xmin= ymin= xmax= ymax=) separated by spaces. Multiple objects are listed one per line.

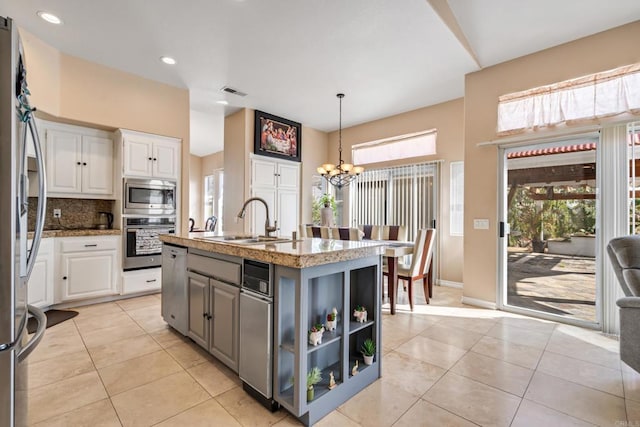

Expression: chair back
xmin=408 ymin=229 xmax=428 ymax=277
xmin=330 ymin=227 xmax=365 ymax=241
xmin=381 ymin=225 xmax=407 ymax=241
xmin=607 ymin=235 xmax=640 ymax=296
xmin=359 ymin=225 xmax=380 ymax=240
xmin=308 ymin=226 xmax=330 ymax=239
xmin=406 ymin=228 xmax=436 ymax=278
xmin=205 ymin=216 xmax=217 ymax=232
xmin=420 ymin=229 xmax=436 ymax=275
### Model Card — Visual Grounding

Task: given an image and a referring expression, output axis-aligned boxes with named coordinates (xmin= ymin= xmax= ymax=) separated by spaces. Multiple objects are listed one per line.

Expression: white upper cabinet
xmin=44 ymin=122 xmax=114 ymax=197
xmin=121 ymin=130 xmax=180 ymax=180
xmin=250 ymin=156 xmax=300 ymax=238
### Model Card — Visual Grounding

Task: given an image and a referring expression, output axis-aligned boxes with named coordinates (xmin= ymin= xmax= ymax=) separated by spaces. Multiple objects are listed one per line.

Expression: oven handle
xmin=125 ymin=227 xmax=176 ymax=231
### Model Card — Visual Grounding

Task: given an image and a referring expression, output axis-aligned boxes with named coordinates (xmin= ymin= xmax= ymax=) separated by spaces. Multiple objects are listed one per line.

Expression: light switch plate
xmin=473 ymin=219 xmax=489 ymax=230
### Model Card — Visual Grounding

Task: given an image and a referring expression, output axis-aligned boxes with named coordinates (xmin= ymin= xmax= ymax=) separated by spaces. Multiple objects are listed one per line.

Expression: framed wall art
xmin=254 ymin=110 xmax=301 ymax=162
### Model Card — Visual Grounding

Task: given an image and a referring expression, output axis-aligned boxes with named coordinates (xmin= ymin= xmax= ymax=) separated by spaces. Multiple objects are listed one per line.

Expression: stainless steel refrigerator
xmin=0 ymin=16 xmax=48 ymax=427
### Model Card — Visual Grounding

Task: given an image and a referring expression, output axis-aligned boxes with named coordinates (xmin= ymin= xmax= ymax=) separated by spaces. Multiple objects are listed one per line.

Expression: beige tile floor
xmin=26 ymin=287 xmax=638 ymax=426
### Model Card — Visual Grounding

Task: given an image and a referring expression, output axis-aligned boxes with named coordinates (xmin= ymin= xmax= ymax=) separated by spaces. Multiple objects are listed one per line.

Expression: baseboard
xmin=461 ymin=296 xmax=497 ymax=310
xmin=437 ymin=280 xmax=463 ymax=289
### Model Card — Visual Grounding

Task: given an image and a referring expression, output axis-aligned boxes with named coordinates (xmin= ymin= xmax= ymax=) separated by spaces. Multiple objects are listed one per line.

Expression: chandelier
xmin=317 ymin=93 xmax=364 ymax=188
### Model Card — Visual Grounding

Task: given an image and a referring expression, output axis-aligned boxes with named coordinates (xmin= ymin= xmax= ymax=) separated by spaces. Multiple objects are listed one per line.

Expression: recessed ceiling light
xmin=216 ymin=100 xmax=229 ymax=105
xmin=160 ymin=56 xmax=176 ymax=65
xmin=37 ymin=11 xmax=63 ymax=25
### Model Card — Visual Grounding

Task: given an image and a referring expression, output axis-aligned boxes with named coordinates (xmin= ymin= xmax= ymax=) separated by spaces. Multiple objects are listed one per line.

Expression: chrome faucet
xmin=236 ymin=197 xmax=277 ymax=237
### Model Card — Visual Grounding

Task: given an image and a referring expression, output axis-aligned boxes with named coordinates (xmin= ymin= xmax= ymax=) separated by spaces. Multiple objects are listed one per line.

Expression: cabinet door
xmin=82 ymin=135 xmax=114 ymax=194
xmin=152 ymin=141 xmax=179 ymax=180
xmin=60 ymin=250 xmax=117 ymax=301
xmin=46 ymin=129 xmax=82 ymax=193
xmin=27 ymin=239 xmax=54 ymax=308
xmin=277 ymin=163 xmax=299 ymax=190
xmin=123 ymin=137 xmax=153 ymax=177
xmin=277 ymin=188 xmax=299 ymax=238
xmin=250 ymin=186 xmax=276 ymax=236
xmin=210 ymin=279 xmax=239 ymax=372
xmin=252 ymin=159 xmax=277 ymax=188
xmin=187 ymin=272 xmax=210 ymax=349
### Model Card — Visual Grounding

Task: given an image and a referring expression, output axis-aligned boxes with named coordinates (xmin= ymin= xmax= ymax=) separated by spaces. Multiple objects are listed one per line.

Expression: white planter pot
xmin=325 ymin=320 xmax=336 ymax=331
xmin=363 ymin=354 xmax=374 ymax=365
xmin=309 ymin=330 xmax=324 ymax=346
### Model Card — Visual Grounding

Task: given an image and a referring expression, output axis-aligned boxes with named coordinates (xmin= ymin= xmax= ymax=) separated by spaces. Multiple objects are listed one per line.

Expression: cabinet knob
xmin=83 ymin=162 xmax=87 ymax=166
xmin=207 ymin=314 xmax=213 ymax=320
xmin=148 ymin=157 xmax=152 ymax=161
xmin=202 ymin=312 xmax=207 ymax=318
xmin=62 ymin=276 xmax=67 ymax=280
xmin=153 ymin=158 xmax=157 ymax=161
xmin=76 ymin=162 xmax=81 ymax=165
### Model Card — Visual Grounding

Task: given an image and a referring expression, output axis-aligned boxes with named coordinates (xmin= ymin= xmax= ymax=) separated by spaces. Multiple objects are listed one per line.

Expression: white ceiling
xmin=2 ymin=0 xmax=640 ymax=157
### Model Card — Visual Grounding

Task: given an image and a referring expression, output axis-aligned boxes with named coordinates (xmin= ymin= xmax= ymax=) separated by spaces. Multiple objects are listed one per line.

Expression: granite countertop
xmin=161 ymin=233 xmax=386 ymax=268
xmin=29 ymin=229 xmax=122 ymax=239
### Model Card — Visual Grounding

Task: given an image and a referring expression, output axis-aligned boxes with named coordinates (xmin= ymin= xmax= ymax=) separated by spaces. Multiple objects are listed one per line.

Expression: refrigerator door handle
xmin=17 ymin=305 xmax=46 ymax=362
xmin=24 ymin=116 xmax=46 ymax=280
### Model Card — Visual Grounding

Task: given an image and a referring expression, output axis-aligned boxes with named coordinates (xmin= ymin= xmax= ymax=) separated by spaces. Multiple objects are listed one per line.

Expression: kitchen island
xmin=160 ymin=233 xmax=385 ymax=426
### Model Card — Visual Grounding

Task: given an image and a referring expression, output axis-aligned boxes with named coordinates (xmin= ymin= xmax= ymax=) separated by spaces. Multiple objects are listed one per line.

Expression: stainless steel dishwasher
xmin=161 ymin=244 xmax=188 ymax=335
xmin=239 ymin=259 xmax=279 ymax=411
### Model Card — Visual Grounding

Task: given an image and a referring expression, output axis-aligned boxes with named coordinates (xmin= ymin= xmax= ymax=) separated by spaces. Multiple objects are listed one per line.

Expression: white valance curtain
xmin=498 ymin=63 xmax=640 ymax=135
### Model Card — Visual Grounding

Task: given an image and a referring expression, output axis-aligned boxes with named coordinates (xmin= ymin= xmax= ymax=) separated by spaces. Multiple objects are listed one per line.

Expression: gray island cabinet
xmin=159 ymin=233 xmax=384 ymax=426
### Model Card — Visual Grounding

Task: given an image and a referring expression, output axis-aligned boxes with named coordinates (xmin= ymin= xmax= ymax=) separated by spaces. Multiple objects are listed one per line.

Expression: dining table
xmin=383 ymin=241 xmax=414 ymax=315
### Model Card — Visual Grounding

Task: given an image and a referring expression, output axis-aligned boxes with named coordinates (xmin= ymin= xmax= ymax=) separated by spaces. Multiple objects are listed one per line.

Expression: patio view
xmin=506 ymin=142 xmax=597 ymax=323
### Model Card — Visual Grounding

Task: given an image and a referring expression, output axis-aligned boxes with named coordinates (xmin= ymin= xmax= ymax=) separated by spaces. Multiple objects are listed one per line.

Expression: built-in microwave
xmin=123 ymin=178 xmax=176 ymax=215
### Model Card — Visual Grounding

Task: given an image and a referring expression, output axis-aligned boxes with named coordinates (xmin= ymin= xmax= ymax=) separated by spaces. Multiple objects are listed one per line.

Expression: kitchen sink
xmin=196 ymin=235 xmax=292 ymax=245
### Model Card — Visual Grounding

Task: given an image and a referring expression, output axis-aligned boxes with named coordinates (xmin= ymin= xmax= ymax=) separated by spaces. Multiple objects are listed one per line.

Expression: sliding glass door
xmin=499 ymin=136 xmax=600 ymax=326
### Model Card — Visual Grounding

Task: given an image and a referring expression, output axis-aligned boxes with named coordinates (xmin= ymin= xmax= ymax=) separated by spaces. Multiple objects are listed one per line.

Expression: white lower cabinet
xmin=57 ymin=236 xmax=120 ymax=302
xmin=27 ymin=238 xmax=54 ymax=308
xmin=121 ymin=267 xmax=161 ymax=295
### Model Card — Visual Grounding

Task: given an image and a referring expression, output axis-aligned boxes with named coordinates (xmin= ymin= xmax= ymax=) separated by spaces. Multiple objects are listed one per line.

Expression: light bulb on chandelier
xmin=317 ymin=93 xmax=364 ymax=188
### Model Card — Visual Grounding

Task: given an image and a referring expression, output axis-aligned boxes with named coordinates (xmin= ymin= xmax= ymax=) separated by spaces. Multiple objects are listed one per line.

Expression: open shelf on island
xmin=307 ymin=361 xmax=341 ymax=404
xmin=307 ymin=330 xmax=341 ymax=354
xmin=347 ymin=356 xmax=376 ymax=379
xmin=349 ymin=320 xmax=374 ymax=334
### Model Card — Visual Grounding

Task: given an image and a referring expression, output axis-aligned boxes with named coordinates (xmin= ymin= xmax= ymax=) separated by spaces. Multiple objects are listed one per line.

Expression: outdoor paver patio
xmin=507 ymin=251 xmax=596 ymax=323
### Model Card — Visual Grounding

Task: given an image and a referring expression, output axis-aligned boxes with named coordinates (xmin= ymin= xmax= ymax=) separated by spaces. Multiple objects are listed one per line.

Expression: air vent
xmin=220 ymin=86 xmax=247 ymax=97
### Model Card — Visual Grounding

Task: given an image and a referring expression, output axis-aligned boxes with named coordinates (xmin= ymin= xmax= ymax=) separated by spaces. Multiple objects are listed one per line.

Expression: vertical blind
xmin=349 ymin=163 xmax=439 ymax=241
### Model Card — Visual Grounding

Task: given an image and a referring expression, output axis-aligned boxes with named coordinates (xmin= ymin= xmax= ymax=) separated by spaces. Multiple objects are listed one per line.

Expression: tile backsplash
xmin=28 ymin=198 xmax=115 ymax=231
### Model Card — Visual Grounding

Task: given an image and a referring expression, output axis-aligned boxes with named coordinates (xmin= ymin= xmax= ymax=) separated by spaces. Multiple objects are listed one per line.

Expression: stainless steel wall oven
xmin=123 ymin=178 xmax=176 ymax=215
xmin=123 ymin=216 xmax=175 ymax=270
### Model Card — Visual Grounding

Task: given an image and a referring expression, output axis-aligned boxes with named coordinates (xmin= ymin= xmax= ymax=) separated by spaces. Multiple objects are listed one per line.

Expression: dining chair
xmin=204 ymin=216 xmax=217 ymax=232
xmin=381 ymin=225 xmax=408 ymax=241
xmin=330 ymin=227 xmax=365 ymax=241
xmin=308 ymin=226 xmax=330 ymax=238
xmin=382 ymin=228 xmax=436 ymax=310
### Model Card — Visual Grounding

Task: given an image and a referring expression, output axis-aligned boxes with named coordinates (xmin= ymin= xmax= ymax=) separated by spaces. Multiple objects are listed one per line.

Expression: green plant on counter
xmin=361 ymin=338 xmax=376 ymax=357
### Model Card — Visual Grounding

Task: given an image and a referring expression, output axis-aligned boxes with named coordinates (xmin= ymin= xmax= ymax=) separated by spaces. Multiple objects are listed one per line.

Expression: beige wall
xmin=464 ymin=21 xmax=640 ymax=303
xmin=189 ymin=155 xmax=203 ymax=228
xmin=223 ymin=109 xmax=252 ymax=233
xmin=326 ymin=98 xmax=465 ymax=283
xmin=20 ymin=29 xmax=191 ymax=233
xmin=300 ymin=126 xmax=330 ymax=224
xmin=202 ymin=151 xmax=224 ymax=174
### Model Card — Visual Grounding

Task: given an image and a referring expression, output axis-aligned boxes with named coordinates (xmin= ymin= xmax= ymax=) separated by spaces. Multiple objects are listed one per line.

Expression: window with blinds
xmin=349 ymin=163 xmax=439 ymax=241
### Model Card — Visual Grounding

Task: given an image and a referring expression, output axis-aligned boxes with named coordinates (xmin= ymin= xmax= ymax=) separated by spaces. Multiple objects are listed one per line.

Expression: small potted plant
xmin=307 ymin=366 xmax=322 ymax=401
xmin=325 ymin=307 xmax=338 ymax=331
xmin=361 ymin=338 xmax=376 ymax=365
xmin=308 ymin=323 xmax=325 ymax=346
xmin=353 ymin=305 xmax=367 ymax=323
